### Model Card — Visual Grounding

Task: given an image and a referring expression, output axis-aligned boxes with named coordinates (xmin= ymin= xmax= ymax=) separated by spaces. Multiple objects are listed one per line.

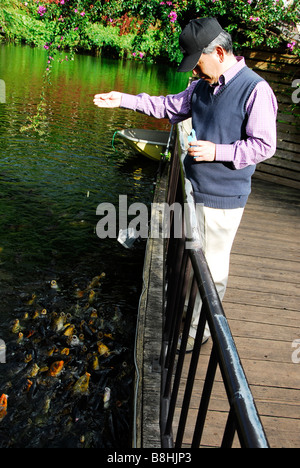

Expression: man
xmin=94 ymin=17 xmax=278 ymax=351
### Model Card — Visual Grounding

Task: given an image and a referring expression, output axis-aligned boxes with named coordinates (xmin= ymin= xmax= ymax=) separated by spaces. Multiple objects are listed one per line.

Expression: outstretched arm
xmin=93 ymin=83 xmax=198 ymax=124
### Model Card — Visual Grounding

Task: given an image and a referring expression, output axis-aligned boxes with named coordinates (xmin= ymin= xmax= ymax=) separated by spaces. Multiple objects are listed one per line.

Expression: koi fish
xmin=87 ymin=273 xmax=106 ymax=290
xmin=50 ymin=280 xmax=59 ymax=290
xmin=17 ymin=332 xmax=24 ymax=344
xmin=26 ymin=294 xmax=36 ymax=306
xmin=88 ymin=290 xmax=96 ymax=304
xmin=72 ymin=372 xmax=91 ymax=394
xmin=92 ymin=354 xmax=100 ymax=371
xmin=48 ymin=361 xmax=64 ymax=377
xmin=0 ymin=394 xmax=8 ymax=422
xmin=63 ymin=325 xmax=75 ymax=337
xmin=74 ymin=288 xmax=85 ymax=299
xmin=25 ymin=379 xmax=33 ymax=393
xmin=11 ymin=319 xmax=21 ymax=334
xmin=28 ymin=363 xmax=40 ymax=378
xmin=51 ymin=313 xmax=66 ymax=332
xmin=97 ymin=341 xmax=110 ymax=357
xmin=103 ymin=387 xmax=111 ymax=409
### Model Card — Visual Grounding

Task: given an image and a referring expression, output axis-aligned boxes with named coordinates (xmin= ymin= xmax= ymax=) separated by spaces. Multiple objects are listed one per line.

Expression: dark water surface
xmin=0 ymin=44 xmax=188 ymax=447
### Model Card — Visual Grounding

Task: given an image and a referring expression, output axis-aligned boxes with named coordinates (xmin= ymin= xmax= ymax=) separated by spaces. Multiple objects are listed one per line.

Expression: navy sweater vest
xmin=184 ymin=66 xmax=264 ymax=209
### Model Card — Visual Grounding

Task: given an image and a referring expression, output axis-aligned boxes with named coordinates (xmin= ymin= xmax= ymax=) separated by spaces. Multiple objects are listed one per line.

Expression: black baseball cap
xmin=177 ymin=18 xmax=223 ymax=72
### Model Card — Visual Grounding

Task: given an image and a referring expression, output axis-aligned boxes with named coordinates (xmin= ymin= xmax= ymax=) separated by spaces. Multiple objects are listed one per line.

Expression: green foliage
xmin=1 ymin=0 xmax=299 ymax=63
xmin=1 ymin=0 xmax=296 ymax=136
xmin=0 ymin=1 xmax=54 ymax=46
xmin=192 ymin=0 xmax=300 ymax=54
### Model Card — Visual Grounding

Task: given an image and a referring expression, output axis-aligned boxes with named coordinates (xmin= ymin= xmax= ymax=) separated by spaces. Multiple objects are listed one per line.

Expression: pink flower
xmin=166 ymin=1 xmax=173 ymax=5
xmin=80 ymin=11 xmax=85 ymax=16
xmin=74 ymin=8 xmax=78 ymax=13
xmin=132 ymin=52 xmax=137 ymax=57
xmin=287 ymin=41 xmax=296 ymax=51
xmin=168 ymin=11 xmax=177 ymax=23
xmin=38 ymin=5 xmax=46 ymax=16
xmin=44 ymin=44 xmax=49 ymax=50
xmin=139 ymin=52 xmax=144 ymax=59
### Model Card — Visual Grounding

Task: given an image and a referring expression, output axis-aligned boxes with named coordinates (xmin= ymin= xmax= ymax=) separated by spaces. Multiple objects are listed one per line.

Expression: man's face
xmin=193 ymin=50 xmax=222 ymax=85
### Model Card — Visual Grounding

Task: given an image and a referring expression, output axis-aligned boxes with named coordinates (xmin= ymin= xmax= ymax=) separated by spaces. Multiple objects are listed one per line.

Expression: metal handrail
xmin=160 ymin=123 xmax=269 ymax=449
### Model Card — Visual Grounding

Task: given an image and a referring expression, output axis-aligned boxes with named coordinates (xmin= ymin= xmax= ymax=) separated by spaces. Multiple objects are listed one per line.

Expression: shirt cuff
xmin=215 ymin=144 xmax=235 ymax=163
xmin=120 ymin=93 xmax=138 ymax=111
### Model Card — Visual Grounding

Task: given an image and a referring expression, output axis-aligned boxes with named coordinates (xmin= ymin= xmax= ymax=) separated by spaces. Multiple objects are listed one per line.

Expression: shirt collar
xmin=218 ymin=56 xmax=246 ymax=86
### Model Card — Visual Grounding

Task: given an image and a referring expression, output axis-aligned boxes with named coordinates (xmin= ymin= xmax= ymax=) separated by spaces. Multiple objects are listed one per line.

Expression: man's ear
xmin=215 ymin=46 xmax=225 ymax=63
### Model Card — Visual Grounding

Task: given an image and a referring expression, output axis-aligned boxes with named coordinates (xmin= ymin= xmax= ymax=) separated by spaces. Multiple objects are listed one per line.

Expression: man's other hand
xmin=188 ymin=140 xmax=216 ymax=162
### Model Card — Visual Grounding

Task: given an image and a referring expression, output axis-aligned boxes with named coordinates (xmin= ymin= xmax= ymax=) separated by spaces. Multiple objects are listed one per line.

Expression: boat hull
xmin=116 ymin=129 xmax=171 ymax=161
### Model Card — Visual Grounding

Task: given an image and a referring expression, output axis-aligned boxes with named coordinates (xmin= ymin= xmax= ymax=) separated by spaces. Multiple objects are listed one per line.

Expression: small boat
xmin=115 ymin=128 xmax=174 ymax=161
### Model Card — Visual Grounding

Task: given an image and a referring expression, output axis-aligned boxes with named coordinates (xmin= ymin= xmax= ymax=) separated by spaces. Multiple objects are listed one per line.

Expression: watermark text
xmin=291 ymin=79 xmax=300 ymax=104
xmin=0 ymin=80 xmax=6 ymax=104
xmin=96 ymin=195 xmax=198 ymax=241
xmin=292 ymin=339 xmax=300 ymax=364
xmin=0 ymin=339 xmax=6 ymax=363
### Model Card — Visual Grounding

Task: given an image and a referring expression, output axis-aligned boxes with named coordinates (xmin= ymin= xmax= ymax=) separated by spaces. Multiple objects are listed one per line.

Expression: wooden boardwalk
xmin=174 ymin=178 xmax=300 ymax=448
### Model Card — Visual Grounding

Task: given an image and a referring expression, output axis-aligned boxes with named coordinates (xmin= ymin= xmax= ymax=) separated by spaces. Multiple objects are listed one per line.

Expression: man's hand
xmin=188 ymin=140 xmax=216 ymax=162
xmin=93 ymin=91 xmax=122 ymax=108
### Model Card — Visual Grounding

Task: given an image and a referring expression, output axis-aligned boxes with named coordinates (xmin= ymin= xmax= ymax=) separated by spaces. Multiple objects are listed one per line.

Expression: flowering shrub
xmin=2 ymin=0 xmax=299 ymax=63
xmin=197 ymin=0 xmax=300 ymax=54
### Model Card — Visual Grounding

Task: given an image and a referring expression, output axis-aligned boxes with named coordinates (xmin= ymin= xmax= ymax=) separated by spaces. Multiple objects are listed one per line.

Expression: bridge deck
xmin=175 ymin=178 xmax=300 ymax=448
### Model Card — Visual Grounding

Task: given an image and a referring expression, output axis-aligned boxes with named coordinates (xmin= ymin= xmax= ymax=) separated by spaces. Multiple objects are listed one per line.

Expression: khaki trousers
xmin=189 ymin=205 xmax=245 ymax=340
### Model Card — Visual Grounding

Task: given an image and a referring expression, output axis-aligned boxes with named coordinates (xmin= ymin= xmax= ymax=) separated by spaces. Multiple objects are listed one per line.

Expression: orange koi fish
xmin=48 ymin=361 xmax=64 ymax=377
xmin=0 ymin=394 xmax=8 ymax=422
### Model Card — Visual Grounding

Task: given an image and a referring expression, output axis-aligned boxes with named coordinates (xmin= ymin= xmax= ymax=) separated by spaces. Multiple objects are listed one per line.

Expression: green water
xmin=0 ymin=44 xmax=188 ymax=447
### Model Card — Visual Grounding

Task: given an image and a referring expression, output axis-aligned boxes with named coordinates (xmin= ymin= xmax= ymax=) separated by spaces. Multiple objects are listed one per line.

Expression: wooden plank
xmin=276 ymin=141 xmax=300 ymax=155
xmin=227 ymin=274 xmax=300 ymax=298
xmin=177 ymin=379 xmax=300 ymax=419
xmin=244 ymin=50 xmax=300 ymax=66
xmin=225 ymin=302 xmax=300 ymax=328
xmin=255 ymin=162 xmax=300 ymax=179
xmin=253 ymin=171 xmax=300 ymax=190
xmin=275 ymin=148 xmax=300 ymax=161
xmin=277 ymin=120 xmax=300 ymax=132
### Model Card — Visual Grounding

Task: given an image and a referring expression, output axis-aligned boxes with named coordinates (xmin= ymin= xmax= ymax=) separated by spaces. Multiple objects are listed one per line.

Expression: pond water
xmin=0 ymin=44 xmax=188 ymax=448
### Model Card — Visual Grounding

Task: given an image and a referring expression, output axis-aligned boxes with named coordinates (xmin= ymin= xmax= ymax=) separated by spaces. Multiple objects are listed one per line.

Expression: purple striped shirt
xmin=120 ymin=57 xmax=278 ymax=170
